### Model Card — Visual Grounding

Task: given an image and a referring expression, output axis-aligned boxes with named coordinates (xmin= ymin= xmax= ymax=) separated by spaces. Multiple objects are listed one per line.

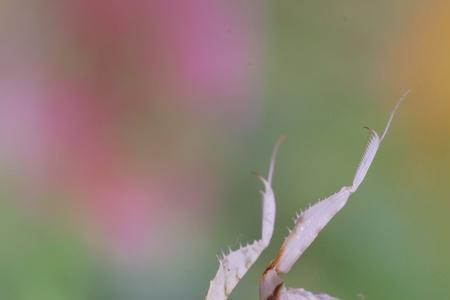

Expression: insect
xmin=205 ymin=92 xmax=409 ymax=300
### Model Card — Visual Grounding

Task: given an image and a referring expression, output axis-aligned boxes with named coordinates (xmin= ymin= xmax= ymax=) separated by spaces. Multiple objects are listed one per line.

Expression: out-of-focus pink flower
xmin=0 ymin=77 xmax=50 ymax=174
xmin=75 ymin=168 xmax=213 ymax=263
xmin=151 ymin=0 xmax=261 ymax=102
xmin=0 ymin=0 xmax=264 ymax=264
xmin=78 ymin=174 xmax=164 ymax=262
xmin=0 ymin=77 xmax=108 ymax=178
xmin=62 ymin=0 xmax=263 ymax=111
xmin=0 ymin=76 xmax=217 ymax=262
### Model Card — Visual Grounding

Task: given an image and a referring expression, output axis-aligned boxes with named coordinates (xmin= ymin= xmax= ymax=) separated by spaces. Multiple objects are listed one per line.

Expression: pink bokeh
xmin=0 ymin=0 xmax=264 ymax=263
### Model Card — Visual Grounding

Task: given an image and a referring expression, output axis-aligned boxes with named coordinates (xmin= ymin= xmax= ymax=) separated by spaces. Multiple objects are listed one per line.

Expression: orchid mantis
xmin=205 ymin=93 xmax=408 ymax=300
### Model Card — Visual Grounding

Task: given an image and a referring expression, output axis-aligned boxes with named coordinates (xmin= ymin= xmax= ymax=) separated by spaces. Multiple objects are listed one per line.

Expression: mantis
xmin=205 ymin=93 xmax=409 ymax=300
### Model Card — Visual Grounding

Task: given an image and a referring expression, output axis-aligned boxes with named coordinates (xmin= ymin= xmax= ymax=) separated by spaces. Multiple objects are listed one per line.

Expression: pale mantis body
xmin=205 ymin=93 xmax=408 ymax=300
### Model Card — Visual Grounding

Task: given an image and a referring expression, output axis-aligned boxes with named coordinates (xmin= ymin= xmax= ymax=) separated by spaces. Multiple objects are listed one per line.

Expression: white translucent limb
xmin=262 ymin=135 xmax=286 ymax=245
xmin=260 ymin=97 xmax=405 ymax=300
xmin=380 ymin=90 xmax=409 ymax=141
xmin=205 ymin=137 xmax=284 ymax=300
xmin=353 ymin=89 xmax=409 ymax=190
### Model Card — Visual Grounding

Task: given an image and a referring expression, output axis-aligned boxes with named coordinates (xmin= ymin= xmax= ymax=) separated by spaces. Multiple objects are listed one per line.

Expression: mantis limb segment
xmin=206 ymin=93 xmax=407 ymax=300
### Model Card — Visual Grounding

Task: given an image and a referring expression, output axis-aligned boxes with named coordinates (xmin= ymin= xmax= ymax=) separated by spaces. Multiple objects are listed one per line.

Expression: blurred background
xmin=0 ymin=0 xmax=449 ymax=299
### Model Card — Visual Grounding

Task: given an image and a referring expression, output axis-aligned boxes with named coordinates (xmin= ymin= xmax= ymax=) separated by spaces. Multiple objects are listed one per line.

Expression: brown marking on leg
xmin=267 ymin=283 xmax=283 ymax=300
xmin=264 ymin=242 xmax=286 ymax=274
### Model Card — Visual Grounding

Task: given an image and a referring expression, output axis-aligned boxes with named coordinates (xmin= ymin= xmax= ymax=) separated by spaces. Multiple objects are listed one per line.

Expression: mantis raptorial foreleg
xmin=205 ymin=92 xmax=408 ymax=300
xmin=205 ymin=137 xmax=285 ymax=300
xmin=260 ymin=92 xmax=408 ymax=300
